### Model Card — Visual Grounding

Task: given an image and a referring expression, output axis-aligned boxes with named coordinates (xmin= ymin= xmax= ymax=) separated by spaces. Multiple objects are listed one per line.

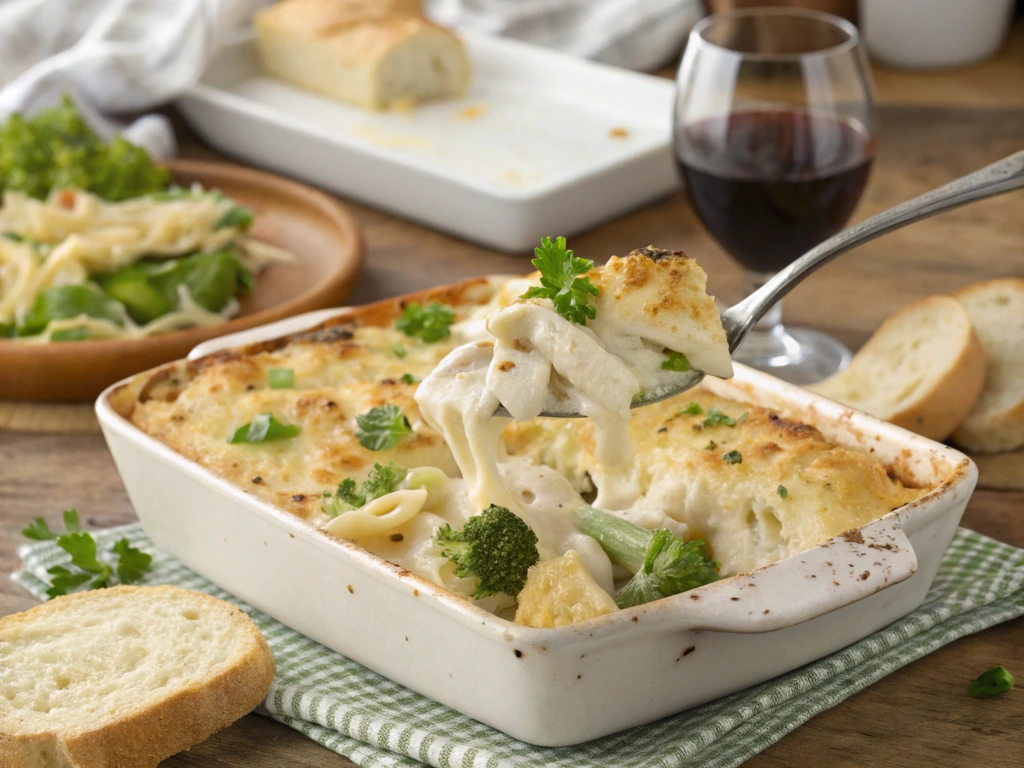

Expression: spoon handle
xmin=720 ymin=149 xmax=1024 ymax=351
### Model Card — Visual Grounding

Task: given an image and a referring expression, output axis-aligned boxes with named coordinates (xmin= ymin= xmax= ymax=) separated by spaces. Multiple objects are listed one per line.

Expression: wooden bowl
xmin=0 ymin=159 xmax=364 ymax=402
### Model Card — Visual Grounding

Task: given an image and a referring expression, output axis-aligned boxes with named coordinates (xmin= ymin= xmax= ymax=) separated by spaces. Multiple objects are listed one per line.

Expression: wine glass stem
xmin=743 ymin=270 xmax=782 ymax=334
xmin=732 ymin=269 xmax=808 ymax=369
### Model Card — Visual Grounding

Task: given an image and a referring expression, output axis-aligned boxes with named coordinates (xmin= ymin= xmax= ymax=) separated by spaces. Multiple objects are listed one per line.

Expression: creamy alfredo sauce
xmin=416 ymin=297 xmax=697 ymax=517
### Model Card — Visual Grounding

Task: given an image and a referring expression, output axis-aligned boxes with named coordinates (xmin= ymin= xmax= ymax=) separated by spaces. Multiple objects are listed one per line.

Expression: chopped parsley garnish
xmin=661 ymin=351 xmax=692 ymax=372
xmin=657 ymin=426 xmax=668 ymax=434
xmin=23 ymin=509 xmax=80 ymax=540
xmin=705 ymin=440 xmax=717 ymax=451
xmin=323 ymin=462 xmax=408 ymax=517
xmin=391 ymin=343 xmax=407 ymax=358
xmin=968 ymin=666 xmax=1014 ymax=699
xmin=738 ymin=412 xmax=749 ymax=425
xmin=400 ymin=373 xmax=420 ymax=384
xmin=54 ymin=532 xmax=113 ymax=591
xmin=22 ymin=518 xmax=56 ymax=540
xmin=355 ymin=404 xmax=412 ymax=451
xmin=703 ymin=407 xmax=736 ymax=428
xmin=25 ymin=510 xmax=153 ymax=599
xmin=722 ymin=450 xmax=742 ymax=465
xmin=45 ymin=567 xmax=91 ymax=599
xmin=112 ymin=538 xmax=153 ymax=584
xmin=679 ymin=402 xmax=703 ymax=416
xmin=268 ymin=368 xmax=294 ymax=389
xmin=777 ymin=485 xmax=788 ymax=499
xmin=229 ymin=413 xmax=300 ymax=443
xmin=396 ymin=302 xmax=455 ymax=343
xmin=213 ymin=204 xmax=254 ymax=231
xmin=47 ymin=534 xmax=151 ymax=599
xmin=520 ymin=236 xmax=599 ymax=325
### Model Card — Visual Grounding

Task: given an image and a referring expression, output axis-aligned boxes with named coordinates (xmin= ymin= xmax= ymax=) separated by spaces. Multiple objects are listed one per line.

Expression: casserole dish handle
xmin=187 ymin=308 xmax=348 ymax=360
xmin=681 ymin=513 xmax=918 ymax=634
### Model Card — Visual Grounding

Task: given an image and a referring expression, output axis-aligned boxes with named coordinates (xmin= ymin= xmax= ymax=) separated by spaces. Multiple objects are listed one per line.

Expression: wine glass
xmin=674 ymin=8 xmax=877 ymax=384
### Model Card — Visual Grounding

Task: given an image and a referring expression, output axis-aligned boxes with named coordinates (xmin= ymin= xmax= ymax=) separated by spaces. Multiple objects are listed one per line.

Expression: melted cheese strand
xmin=415 ymin=341 xmax=521 ymax=514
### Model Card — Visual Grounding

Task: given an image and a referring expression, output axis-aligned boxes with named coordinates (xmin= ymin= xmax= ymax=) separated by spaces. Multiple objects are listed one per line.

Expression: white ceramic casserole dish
xmin=96 ymin=300 xmax=976 ymax=747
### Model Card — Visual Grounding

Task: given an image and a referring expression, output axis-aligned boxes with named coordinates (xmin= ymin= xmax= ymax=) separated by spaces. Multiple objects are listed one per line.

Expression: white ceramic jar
xmin=858 ymin=0 xmax=1016 ymax=69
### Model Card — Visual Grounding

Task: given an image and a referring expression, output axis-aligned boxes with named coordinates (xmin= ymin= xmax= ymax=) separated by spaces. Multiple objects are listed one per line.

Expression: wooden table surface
xmin=2 ymin=40 xmax=1024 ymax=768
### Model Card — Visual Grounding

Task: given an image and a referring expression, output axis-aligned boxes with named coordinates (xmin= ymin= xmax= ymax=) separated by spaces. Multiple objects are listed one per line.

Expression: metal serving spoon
xmin=500 ymin=148 xmax=1024 ymax=419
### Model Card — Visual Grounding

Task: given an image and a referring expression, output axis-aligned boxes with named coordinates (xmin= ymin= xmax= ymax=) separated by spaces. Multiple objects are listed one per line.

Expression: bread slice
xmin=809 ymin=295 xmax=985 ymax=441
xmin=255 ymin=0 xmax=471 ymax=110
xmin=951 ymin=278 xmax=1024 ymax=453
xmin=0 ymin=586 xmax=275 ymax=768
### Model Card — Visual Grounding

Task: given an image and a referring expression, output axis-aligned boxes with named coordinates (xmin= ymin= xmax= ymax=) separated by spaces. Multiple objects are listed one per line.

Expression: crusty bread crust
xmin=0 ymin=586 xmax=276 ymax=768
xmin=952 ymin=278 xmax=1024 ymax=453
xmin=886 ymin=318 xmax=986 ymax=441
xmin=254 ymin=0 xmax=469 ymax=110
xmin=812 ymin=296 xmax=986 ymax=441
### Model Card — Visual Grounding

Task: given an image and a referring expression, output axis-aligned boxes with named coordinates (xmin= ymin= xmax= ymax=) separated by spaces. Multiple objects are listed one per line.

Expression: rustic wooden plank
xmin=1 ymin=102 xmax=1022 ymax=766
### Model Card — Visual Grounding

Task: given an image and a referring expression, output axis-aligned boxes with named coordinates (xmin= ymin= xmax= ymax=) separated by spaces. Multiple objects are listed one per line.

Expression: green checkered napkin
xmin=14 ymin=525 xmax=1024 ymax=768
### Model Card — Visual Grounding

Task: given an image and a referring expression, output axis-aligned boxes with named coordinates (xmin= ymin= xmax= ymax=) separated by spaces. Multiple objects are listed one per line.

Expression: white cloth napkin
xmin=428 ymin=0 xmax=704 ymax=71
xmin=0 ymin=0 xmax=702 ymax=158
xmin=0 ymin=0 xmax=266 ymax=158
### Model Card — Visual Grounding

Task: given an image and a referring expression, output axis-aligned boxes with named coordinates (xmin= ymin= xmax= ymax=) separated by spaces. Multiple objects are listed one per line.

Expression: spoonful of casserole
xmin=485 ymin=148 xmax=1024 ymax=419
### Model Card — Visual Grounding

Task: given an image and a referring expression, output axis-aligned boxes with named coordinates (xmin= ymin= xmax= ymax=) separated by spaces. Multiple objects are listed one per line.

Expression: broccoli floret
xmin=435 ymin=504 xmax=539 ymax=599
xmin=576 ymin=507 xmax=719 ymax=608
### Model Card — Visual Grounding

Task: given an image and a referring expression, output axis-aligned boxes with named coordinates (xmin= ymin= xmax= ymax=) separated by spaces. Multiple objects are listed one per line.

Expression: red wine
xmin=676 ymin=110 xmax=875 ymax=274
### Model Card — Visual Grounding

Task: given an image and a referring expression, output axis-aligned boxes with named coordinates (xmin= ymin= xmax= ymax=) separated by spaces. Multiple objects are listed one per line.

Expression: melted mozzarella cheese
xmin=414 ymin=341 xmax=519 ymax=514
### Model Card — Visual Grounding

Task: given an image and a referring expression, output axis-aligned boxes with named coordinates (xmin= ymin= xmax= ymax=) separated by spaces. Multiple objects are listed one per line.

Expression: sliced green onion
xmin=268 ymin=368 xmax=295 ymax=389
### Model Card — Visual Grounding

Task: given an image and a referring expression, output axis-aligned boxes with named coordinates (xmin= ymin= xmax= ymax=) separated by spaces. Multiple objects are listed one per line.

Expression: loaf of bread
xmin=809 ymin=295 xmax=985 ymax=441
xmin=255 ymin=0 xmax=471 ymax=110
xmin=951 ymin=278 xmax=1024 ymax=453
xmin=0 ymin=586 xmax=276 ymax=768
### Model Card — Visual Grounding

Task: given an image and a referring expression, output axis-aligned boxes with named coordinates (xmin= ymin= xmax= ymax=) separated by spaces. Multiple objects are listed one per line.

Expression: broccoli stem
xmin=575 ymin=506 xmax=652 ymax=572
xmin=575 ymin=506 xmax=720 ymax=609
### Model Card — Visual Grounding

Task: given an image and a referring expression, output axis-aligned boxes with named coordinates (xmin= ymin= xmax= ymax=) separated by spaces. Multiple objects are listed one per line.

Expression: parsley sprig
xmin=323 ymin=462 xmax=408 ymax=517
xmin=397 ymin=302 xmax=455 ymax=343
xmin=22 ymin=508 xmax=81 ymax=540
xmin=703 ymin=407 xmax=736 ymax=428
xmin=356 ymin=404 xmax=412 ymax=451
xmin=23 ymin=510 xmax=153 ymax=599
xmin=722 ymin=450 xmax=743 ymax=465
xmin=520 ymin=236 xmax=599 ymax=325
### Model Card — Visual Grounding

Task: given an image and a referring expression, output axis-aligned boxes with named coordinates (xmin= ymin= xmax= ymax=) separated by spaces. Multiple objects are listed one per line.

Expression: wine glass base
xmin=732 ymin=325 xmax=851 ymax=385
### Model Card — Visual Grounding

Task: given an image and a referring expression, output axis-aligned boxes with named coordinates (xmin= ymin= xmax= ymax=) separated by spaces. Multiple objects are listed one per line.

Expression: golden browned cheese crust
xmin=595 ymin=247 xmax=716 ymax=325
xmin=123 ymin=275 xmax=927 ymax=570
xmin=503 ymin=392 xmax=924 ymax=573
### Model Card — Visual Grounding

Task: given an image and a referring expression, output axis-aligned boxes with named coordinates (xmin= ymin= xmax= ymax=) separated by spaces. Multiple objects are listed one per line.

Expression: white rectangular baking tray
xmin=96 ymin=300 xmax=976 ymax=747
xmin=177 ymin=32 xmax=678 ymax=252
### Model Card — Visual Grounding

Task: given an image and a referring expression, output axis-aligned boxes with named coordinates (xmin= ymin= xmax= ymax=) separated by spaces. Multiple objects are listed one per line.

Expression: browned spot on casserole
xmin=842 ymin=529 xmax=866 ymax=545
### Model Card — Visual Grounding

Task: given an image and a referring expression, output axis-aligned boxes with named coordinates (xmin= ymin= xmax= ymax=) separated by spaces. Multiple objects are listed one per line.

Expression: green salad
xmin=0 ymin=97 xmax=170 ymax=202
xmin=0 ymin=98 xmax=290 ymax=343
